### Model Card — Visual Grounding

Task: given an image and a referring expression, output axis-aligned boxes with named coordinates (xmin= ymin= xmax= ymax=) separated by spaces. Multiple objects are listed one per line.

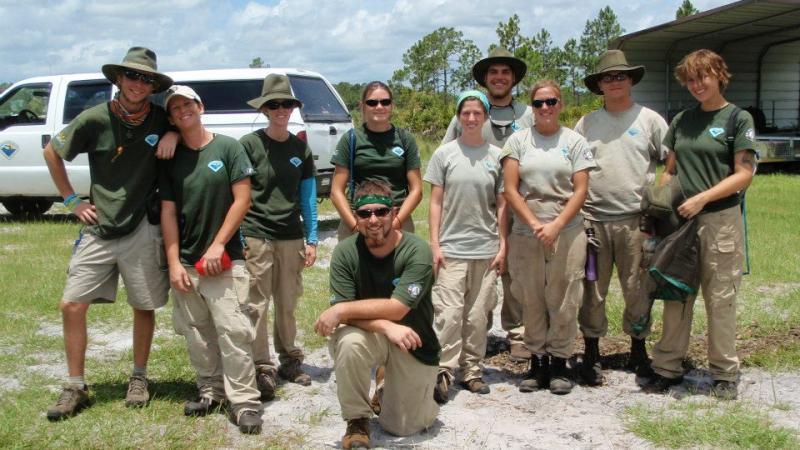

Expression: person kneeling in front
xmin=315 ymin=180 xmax=440 ymax=449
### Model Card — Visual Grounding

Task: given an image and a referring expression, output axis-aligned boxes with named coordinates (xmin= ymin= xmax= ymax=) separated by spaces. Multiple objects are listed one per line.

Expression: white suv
xmin=0 ymin=68 xmax=352 ymax=215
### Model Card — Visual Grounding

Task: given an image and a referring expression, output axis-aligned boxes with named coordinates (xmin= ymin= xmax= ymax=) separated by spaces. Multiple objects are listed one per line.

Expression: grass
xmin=624 ymin=400 xmax=799 ymax=449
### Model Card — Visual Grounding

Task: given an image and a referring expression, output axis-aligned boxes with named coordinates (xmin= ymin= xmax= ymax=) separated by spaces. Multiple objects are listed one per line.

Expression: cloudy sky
xmin=0 ymin=0 xmax=732 ymax=85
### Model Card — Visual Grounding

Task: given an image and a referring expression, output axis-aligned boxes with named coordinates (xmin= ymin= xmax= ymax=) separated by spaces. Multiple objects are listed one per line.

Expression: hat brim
xmin=247 ymin=93 xmax=303 ymax=111
xmin=102 ymin=63 xmax=173 ymax=93
xmin=472 ymin=56 xmax=527 ymax=88
xmin=583 ymin=66 xmax=645 ymax=95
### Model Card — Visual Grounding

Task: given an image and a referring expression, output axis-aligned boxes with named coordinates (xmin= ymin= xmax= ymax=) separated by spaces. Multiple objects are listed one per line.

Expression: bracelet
xmin=63 ymin=194 xmax=82 ymax=212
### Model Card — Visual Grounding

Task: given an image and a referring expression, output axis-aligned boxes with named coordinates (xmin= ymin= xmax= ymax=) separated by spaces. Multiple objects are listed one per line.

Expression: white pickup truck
xmin=0 ymin=68 xmax=352 ymax=215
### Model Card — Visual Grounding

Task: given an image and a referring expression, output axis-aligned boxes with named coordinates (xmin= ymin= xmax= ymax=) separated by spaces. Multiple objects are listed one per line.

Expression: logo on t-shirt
xmin=511 ymin=122 xmax=521 ymax=131
xmin=392 ymin=277 xmax=400 ymax=286
xmin=145 ymin=134 xmax=159 ymax=147
xmin=483 ymin=159 xmax=497 ymax=171
xmin=407 ymin=283 xmax=422 ymax=298
xmin=709 ymin=127 xmax=725 ymax=138
xmin=745 ymin=128 xmax=755 ymax=142
xmin=391 ymin=147 xmax=405 ymax=158
xmin=244 ymin=167 xmax=255 ymax=176
xmin=208 ymin=160 xmax=224 ymax=172
xmin=560 ymin=148 xmax=570 ymax=161
xmin=627 ymin=128 xmax=639 ymax=136
xmin=289 ymin=156 xmax=302 ymax=167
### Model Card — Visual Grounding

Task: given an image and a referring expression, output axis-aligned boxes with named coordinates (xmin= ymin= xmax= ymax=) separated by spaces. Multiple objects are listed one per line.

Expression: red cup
xmin=195 ymin=251 xmax=232 ymax=276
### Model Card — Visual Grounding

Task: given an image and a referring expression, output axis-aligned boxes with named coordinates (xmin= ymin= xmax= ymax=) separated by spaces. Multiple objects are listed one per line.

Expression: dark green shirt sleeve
xmin=301 ymin=143 xmax=316 ymax=179
xmin=400 ymin=129 xmax=421 ymax=170
xmin=51 ymin=112 xmax=95 ymax=162
xmin=733 ymin=111 xmax=756 ymax=153
xmin=391 ymin=241 xmax=433 ymax=309
xmin=227 ymin=140 xmax=255 ymax=184
xmin=329 ymin=243 xmax=357 ymax=304
xmin=330 ymin=131 xmax=352 ymax=167
xmin=158 ymin=159 xmax=175 ymax=202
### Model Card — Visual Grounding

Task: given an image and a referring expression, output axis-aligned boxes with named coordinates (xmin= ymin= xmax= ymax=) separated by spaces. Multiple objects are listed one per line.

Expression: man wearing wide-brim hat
xmin=43 ymin=46 xmax=177 ymax=421
xmin=574 ymin=49 xmax=669 ymax=386
xmin=240 ymin=74 xmax=318 ymax=399
xmin=440 ymin=47 xmax=535 ymax=365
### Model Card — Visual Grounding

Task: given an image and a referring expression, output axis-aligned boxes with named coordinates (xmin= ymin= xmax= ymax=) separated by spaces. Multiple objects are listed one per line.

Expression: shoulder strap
xmin=348 ymin=128 xmax=356 ymax=203
xmin=725 ymin=106 xmax=742 ymax=154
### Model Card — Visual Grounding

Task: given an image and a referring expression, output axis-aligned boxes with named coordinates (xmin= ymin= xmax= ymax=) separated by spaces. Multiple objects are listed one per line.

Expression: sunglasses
xmin=264 ymin=100 xmax=297 ymax=110
xmin=600 ymin=73 xmax=629 ymax=83
xmin=532 ymin=98 xmax=559 ymax=109
xmin=364 ymin=98 xmax=392 ymax=107
xmin=123 ymin=69 xmax=157 ymax=85
xmin=355 ymin=207 xmax=392 ymax=219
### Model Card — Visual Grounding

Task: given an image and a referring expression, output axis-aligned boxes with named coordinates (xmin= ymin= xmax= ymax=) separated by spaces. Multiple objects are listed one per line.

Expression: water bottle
xmin=585 ymin=227 xmax=598 ymax=282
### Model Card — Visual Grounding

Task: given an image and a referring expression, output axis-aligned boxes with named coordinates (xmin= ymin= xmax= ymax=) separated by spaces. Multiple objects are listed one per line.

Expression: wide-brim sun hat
xmin=101 ymin=46 xmax=173 ymax=94
xmin=583 ymin=49 xmax=645 ymax=95
xmin=247 ymin=74 xmax=303 ymax=110
xmin=472 ymin=47 xmax=527 ymax=88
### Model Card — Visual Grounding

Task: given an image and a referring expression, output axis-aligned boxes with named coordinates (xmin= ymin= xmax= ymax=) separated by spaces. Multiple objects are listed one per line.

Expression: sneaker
xmin=370 ymin=366 xmax=384 ymax=415
xmin=711 ymin=380 xmax=738 ymax=400
xmin=519 ymin=355 xmax=550 ymax=392
xmin=46 ymin=384 xmax=90 ymax=421
xmin=342 ymin=417 xmax=371 ymax=449
xmin=643 ymin=374 xmax=683 ymax=394
xmin=579 ymin=337 xmax=604 ymax=386
xmin=235 ymin=409 xmax=263 ymax=435
xmin=256 ymin=367 xmax=278 ymax=401
xmin=460 ymin=378 xmax=490 ymax=394
xmin=278 ymin=361 xmax=312 ymax=386
xmin=549 ymin=356 xmax=573 ymax=395
xmin=125 ymin=375 xmax=149 ymax=408
xmin=184 ymin=396 xmax=224 ymax=417
xmin=433 ymin=371 xmax=451 ymax=404
xmin=509 ymin=342 xmax=532 ymax=362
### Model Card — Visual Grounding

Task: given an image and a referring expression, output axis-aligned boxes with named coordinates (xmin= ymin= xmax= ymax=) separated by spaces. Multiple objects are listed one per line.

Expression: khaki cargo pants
xmin=651 ymin=205 xmax=744 ymax=382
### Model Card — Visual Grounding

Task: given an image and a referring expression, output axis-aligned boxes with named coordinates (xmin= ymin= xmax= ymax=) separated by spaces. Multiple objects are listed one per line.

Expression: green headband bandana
xmin=353 ymin=194 xmax=393 ymax=209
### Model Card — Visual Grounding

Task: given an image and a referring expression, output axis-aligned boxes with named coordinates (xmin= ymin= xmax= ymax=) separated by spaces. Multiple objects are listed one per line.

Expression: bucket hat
xmin=583 ymin=50 xmax=645 ymax=95
xmin=247 ymin=74 xmax=302 ymax=110
xmin=472 ymin=47 xmax=527 ymax=88
xmin=101 ymin=47 xmax=173 ymax=93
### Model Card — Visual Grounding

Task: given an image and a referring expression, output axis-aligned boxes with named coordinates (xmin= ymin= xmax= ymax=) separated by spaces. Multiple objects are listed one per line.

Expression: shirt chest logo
xmin=144 ymin=134 xmax=159 ymax=147
xmin=208 ymin=160 xmax=224 ymax=172
xmin=391 ymin=146 xmax=405 ymax=158
xmin=709 ymin=127 xmax=725 ymax=138
xmin=289 ymin=156 xmax=302 ymax=167
xmin=627 ymin=128 xmax=639 ymax=136
xmin=560 ymin=148 xmax=570 ymax=161
xmin=392 ymin=277 xmax=400 ymax=286
xmin=483 ymin=159 xmax=497 ymax=171
xmin=511 ymin=122 xmax=521 ymax=131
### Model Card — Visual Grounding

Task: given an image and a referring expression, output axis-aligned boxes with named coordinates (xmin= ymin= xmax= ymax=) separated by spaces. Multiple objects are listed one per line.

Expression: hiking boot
xmin=579 ymin=337 xmax=604 ymax=386
xmin=549 ymin=356 xmax=573 ymax=395
xmin=433 ymin=371 xmax=451 ymax=404
xmin=342 ymin=417 xmax=371 ymax=449
xmin=46 ymin=384 xmax=90 ymax=421
xmin=461 ymin=377 xmax=490 ymax=394
xmin=184 ymin=396 xmax=224 ymax=417
xmin=256 ymin=366 xmax=278 ymax=401
xmin=711 ymin=380 xmax=738 ymax=400
xmin=370 ymin=366 xmax=385 ymax=415
xmin=627 ymin=338 xmax=654 ymax=378
xmin=278 ymin=361 xmax=311 ymax=386
xmin=509 ymin=342 xmax=532 ymax=362
xmin=519 ymin=355 xmax=549 ymax=392
xmin=234 ymin=408 xmax=263 ymax=435
xmin=643 ymin=374 xmax=683 ymax=394
xmin=125 ymin=375 xmax=149 ymax=408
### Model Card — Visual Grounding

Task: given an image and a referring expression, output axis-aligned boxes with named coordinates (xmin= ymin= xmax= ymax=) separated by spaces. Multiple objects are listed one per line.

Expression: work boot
xmin=233 ymin=407 xmax=263 ymax=434
xmin=125 ymin=375 xmax=149 ymax=408
xmin=433 ymin=371 xmax=451 ymax=404
xmin=461 ymin=377 xmax=490 ymax=394
xmin=370 ymin=366 xmax=385 ymax=415
xmin=278 ymin=361 xmax=312 ymax=386
xmin=342 ymin=417 xmax=371 ymax=449
xmin=46 ymin=384 xmax=91 ymax=421
xmin=549 ymin=356 xmax=573 ymax=395
xmin=711 ymin=380 xmax=738 ymax=400
xmin=579 ymin=337 xmax=604 ymax=386
xmin=509 ymin=342 xmax=532 ymax=362
xmin=519 ymin=355 xmax=550 ymax=392
xmin=256 ymin=366 xmax=278 ymax=401
xmin=643 ymin=374 xmax=683 ymax=394
xmin=184 ymin=396 xmax=224 ymax=417
xmin=627 ymin=337 xmax=654 ymax=377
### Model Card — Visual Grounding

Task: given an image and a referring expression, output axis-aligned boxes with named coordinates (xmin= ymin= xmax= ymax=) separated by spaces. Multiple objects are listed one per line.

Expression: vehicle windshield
xmin=0 ymin=83 xmax=51 ymax=122
xmin=288 ymin=75 xmax=350 ymax=122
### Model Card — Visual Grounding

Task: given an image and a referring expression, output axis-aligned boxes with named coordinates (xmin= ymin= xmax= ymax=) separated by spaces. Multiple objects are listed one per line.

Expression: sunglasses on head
xmin=532 ymin=98 xmax=559 ymax=109
xmin=123 ymin=70 xmax=157 ymax=85
xmin=264 ymin=100 xmax=297 ymax=110
xmin=364 ymin=98 xmax=392 ymax=107
xmin=355 ymin=207 xmax=392 ymax=219
xmin=600 ymin=73 xmax=629 ymax=83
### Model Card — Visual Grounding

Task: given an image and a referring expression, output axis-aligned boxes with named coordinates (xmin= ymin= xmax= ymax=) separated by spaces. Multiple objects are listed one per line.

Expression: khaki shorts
xmin=62 ymin=218 xmax=169 ymax=310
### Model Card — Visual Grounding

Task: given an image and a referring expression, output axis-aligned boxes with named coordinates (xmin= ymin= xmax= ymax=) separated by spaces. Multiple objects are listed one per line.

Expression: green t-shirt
xmin=240 ymin=130 xmax=316 ymax=240
xmin=329 ymin=232 xmax=441 ymax=366
xmin=52 ymin=102 xmax=169 ymax=239
xmin=664 ymin=104 xmax=756 ymax=213
xmin=159 ymin=134 xmax=253 ymax=265
xmin=330 ymin=124 xmax=421 ymax=206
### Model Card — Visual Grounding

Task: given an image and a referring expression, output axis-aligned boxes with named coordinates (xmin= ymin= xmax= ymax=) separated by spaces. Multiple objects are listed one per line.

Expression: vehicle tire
xmin=2 ymin=197 xmax=53 ymax=217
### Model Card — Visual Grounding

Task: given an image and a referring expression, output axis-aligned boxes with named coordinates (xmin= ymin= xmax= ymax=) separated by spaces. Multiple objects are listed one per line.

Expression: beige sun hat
xmin=583 ymin=50 xmax=645 ymax=95
xmin=247 ymin=74 xmax=303 ymax=110
xmin=101 ymin=47 xmax=173 ymax=93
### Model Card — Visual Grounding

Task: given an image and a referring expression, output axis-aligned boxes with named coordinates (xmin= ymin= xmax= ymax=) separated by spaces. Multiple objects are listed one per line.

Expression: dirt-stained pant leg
xmin=244 ymin=237 xmax=277 ymax=370
xmin=651 ymin=206 xmax=743 ymax=381
xmin=543 ymin=225 xmax=587 ymax=359
xmin=509 ymin=233 xmax=547 ymax=356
